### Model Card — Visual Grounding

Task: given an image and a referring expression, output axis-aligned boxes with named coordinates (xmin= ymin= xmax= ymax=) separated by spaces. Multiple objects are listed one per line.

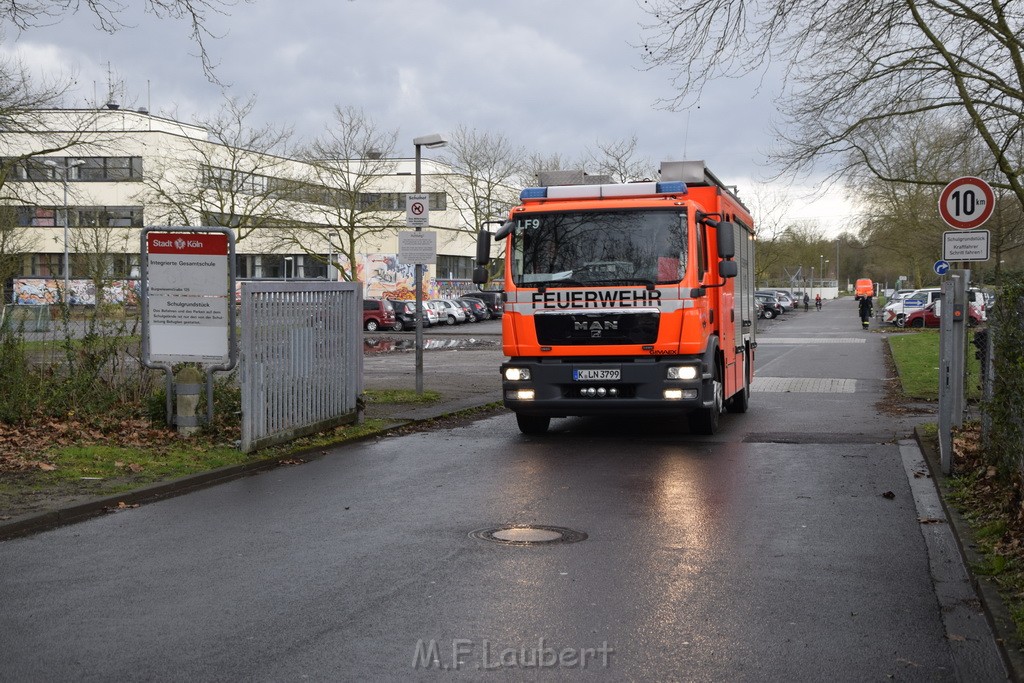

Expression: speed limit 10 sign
xmin=938 ymin=176 xmax=994 ymax=229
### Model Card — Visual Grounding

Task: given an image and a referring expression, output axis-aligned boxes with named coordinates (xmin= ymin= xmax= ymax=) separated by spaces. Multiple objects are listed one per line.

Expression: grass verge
xmin=887 ymin=329 xmax=980 ymax=400
xmin=0 ymin=387 xmax=444 ymax=524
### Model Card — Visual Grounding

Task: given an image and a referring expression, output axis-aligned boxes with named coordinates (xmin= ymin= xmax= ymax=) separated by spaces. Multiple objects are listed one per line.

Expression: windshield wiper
xmin=596 ymin=277 xmax=659 ymax=290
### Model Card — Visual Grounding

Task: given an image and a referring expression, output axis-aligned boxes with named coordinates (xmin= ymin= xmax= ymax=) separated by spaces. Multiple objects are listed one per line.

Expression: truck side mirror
xmin=716 ymin=221 xmax=735 ymax=259
xmin=475 ymin=229 xmax=492 ymax=266
xmin=472 ymin=266 xmax=489 ymax=285
xmin=719 ymin=260 xmax=738 ymax=279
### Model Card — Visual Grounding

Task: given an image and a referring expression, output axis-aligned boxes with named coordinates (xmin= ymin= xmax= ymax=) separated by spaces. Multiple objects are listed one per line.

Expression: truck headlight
xmin=504 ymin=367 xmax=531 ymax=381
xmin=666 ymin=365 xmax=698 ymax=380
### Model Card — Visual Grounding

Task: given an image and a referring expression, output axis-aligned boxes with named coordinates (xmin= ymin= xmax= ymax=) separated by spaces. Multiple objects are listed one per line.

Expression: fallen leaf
xmin=882 ymin=491 xmax=896 ymax=499
xmin=919 ymin=517 xmax=946 ymax=525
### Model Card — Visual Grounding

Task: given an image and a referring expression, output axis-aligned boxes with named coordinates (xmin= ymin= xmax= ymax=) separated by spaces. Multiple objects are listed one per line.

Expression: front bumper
xmin=501 ymin=357 xmax=710 ymax=418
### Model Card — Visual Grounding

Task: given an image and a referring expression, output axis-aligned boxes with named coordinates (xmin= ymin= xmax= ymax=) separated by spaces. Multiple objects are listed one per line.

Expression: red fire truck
xmin=473 ymin=161 xmax=757 ymax=435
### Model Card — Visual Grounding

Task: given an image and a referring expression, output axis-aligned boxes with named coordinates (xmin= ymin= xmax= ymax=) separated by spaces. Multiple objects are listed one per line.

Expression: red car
xmin=905 ymin=302 xmax=981 ymax=328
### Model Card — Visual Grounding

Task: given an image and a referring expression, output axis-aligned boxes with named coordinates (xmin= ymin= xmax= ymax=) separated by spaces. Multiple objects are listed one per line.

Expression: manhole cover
xmin=470 ymin=525 xmax=587 ymax=546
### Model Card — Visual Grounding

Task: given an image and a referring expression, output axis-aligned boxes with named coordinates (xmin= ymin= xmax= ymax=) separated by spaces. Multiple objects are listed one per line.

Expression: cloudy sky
xmin=1 ymin=0 xmax=856 ymax=234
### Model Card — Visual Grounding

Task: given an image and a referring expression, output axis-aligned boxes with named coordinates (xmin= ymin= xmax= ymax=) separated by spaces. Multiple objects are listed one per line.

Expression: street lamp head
xmin=413 ymin=133 xmax=448 ymax=149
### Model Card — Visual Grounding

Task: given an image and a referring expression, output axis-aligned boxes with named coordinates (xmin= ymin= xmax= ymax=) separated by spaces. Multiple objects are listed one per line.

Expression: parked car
xmin=905 ymin=301 xmax=982 ymax=328
xmin=882 ymin=287 xmax=987 ymax=327
xmin=453 ymin=298 xmax=477 ymax=322
xmin=463 ymin=291 xmax=504 ymax=318
xmin=774 ymin=291 xmax=796 ymax=312
xmin=430 ymin=299 xmax=466 ymax=325
xmin=755 ymin=292 xmax=783 ymax=319
xmin=388 ymin=299 xmax=431 ymax=331
xmin=756 ymin=290 xmax=787 ymax=314
xmin=458 ymin=297 xmax=490 ymax=322
xmin=363 ymin=298 xmax=397 ymax=332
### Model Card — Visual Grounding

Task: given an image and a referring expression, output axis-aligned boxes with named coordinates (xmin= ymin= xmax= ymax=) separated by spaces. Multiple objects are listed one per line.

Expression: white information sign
xmin=146 ymin=232 xmax=230 ymax=363
xmin=405 ymin=193 xmax=430 ymax=228
xmin=943 ymin=230 xmax=990 ymax=262
xmin=399 ymin=230 xmax=437 ymax=264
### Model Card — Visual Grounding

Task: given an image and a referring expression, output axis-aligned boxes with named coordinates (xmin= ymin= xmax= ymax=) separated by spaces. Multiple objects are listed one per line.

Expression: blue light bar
xmin=656 ymin=181 xmax=687 ymax=194
xmin=519 ymin=181 xmax=686 ymax=200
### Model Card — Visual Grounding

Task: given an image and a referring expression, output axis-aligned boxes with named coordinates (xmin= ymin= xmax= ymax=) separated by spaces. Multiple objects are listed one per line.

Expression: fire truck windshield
xmin=511 ymin=209 xmax=687 ymax=287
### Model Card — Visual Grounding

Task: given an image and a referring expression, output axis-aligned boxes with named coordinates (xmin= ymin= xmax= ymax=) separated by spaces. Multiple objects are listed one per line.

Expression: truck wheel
xmin=689 ymin=364 xmax=723 ymax=435
xmin=895 ymin=314 xmax=906 ymax=328
xmin=516 ymin=414 xmax=550 ymax=435
xmin=726 ymin=352 xmax=750 ymax=414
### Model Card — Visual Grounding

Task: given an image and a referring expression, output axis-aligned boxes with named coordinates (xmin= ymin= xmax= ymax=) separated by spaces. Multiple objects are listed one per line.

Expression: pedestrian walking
xmin=858 ymin=295 xmax=873 ymax=330
xmin=803 ymin=293 xmax=810 ymax=311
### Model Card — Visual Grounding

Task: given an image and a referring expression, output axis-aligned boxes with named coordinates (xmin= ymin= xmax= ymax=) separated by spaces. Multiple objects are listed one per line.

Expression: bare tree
xmin=283 ymin=106 xmax=402 ymax=282
xmin=1 ymin=0 xmax=245 ymax=81
xmin=583 ymin=136 xmax=657 ymax=183
xmin=639 ymin=0 xmax=1024 ymax=208
xmin=439 ymin=126 xmax=524 ymax=238
xmin=140 ymin=95 xmax=298 ymax=243
xmin=848 ymin=117 xmax=969 ymax=287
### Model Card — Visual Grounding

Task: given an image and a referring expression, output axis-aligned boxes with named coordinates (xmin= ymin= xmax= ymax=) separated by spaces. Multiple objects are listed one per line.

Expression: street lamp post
xmin=819 ymin=254 xmax=825 ymax=297
xmin=412 ymin=133 xmax=448 ymax=394
xmin=43 ymin=159 xmax=84 ymax=301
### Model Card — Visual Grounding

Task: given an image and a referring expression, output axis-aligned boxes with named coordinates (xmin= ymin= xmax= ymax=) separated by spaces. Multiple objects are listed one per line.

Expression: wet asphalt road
xmin=0 ymin=301 xmax=1008 ymax=681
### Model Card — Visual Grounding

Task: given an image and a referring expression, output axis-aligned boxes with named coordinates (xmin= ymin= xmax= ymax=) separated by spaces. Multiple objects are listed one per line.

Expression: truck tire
xmin=689 ymin=364 xmax=723 ymax=435
xmin=895 ymin=314 xmax=906 ymax=328
xmin=516 ymin=414 xmax=550 ymax=435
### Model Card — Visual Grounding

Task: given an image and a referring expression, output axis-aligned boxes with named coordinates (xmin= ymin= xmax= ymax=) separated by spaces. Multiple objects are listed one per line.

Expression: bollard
xmin=174 ymin=365 xmax=205 ymax=436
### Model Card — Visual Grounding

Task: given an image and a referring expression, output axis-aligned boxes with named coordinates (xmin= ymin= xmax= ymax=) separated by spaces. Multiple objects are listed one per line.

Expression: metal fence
xmin=976 ymin=291 xmax=1024 ymax=477
xmin=240 ymin=281 xmax=362 ymax=453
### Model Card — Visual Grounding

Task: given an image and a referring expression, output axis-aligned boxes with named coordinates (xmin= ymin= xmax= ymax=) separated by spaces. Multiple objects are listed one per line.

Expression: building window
xmin=18 ymin=207 xmax=57 ymax=227
xmin=203 ymin=166 xmax=267 ymax=194
xmin=71 ymin=206 xmax=144 ymax=228
xmin=4 ymin=156 xmax=144 ymax=181
xmin=436 ymin=255 xmax=474 ymax=280
xmin=29 ymin=254 xmax=62 ymax=277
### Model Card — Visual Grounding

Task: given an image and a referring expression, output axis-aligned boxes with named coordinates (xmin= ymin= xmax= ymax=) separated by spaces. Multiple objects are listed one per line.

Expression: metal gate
xmin=240 ymin=281 xmax=362 ymax=453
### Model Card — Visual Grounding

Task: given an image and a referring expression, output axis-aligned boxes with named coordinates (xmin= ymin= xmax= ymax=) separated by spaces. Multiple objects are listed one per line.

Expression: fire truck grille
xmin=535 ymin=312 xmax=659 ymax=346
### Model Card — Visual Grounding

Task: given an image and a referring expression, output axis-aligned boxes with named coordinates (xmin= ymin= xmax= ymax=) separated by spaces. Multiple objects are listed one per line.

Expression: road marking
xmin=752 ymin=377 xmax=857 ymax=393
xmin=757 ymin=338 xmax=867 ymax=344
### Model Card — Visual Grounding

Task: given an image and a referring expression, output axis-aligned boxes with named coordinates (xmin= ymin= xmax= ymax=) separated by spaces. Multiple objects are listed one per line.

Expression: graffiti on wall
xmin=13 ymin=279 xmax=140 ymax=306
xmin=359 ymin=253 xmax=437 ymax=300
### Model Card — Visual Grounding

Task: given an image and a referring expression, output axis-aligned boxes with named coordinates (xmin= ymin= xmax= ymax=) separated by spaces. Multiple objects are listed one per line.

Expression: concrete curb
xmin=915 ymin=425 xmax=1024 ymax=682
